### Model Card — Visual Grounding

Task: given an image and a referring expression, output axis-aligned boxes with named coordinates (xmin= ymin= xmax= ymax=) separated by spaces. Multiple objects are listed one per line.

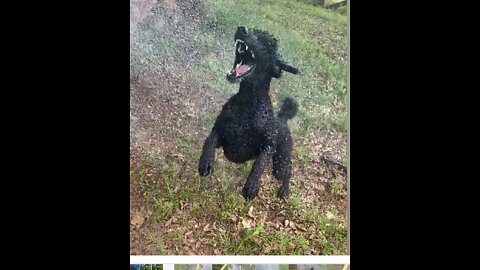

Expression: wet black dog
xmin=199 ymin=26 xmax=299 ymax=200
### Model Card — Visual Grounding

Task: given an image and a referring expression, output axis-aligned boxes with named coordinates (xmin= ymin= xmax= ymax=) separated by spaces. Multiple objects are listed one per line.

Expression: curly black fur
xmin=198 ymin=26 xmax=300 ymax=200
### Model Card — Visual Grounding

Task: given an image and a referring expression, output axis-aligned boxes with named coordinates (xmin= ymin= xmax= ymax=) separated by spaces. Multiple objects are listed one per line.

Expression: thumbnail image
xmin=131 ymin=264 xmax=164 ymax=270
xmin=212 ymin=265 xmax=348 ymax=270
xmin=175 ymin=265 xmax=213 ymax=270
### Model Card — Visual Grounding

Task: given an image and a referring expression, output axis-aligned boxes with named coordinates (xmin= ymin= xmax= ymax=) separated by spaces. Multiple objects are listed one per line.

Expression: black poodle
xmin=198 ymin=26 xmax=299 ymax=200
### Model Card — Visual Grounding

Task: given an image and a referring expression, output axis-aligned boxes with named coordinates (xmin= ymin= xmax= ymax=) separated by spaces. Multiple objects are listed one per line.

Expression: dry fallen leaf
xmin=131 ymin=214 xmax=144 ymax=229
xmin=180 ymin=201 xmax=187 ymax=210
xmin=296 ymin=224 xmax=308 ymax=232
xmin=252 ymin=238 xmax=262 ymax=245
xmin=242 ymin=218 xmax=252 ymax=229
xmin=203 ymin=223 xmax=211 ymax=232
xmin=171 ymin=153 xmax=185 ymax=160
xmin=273 ymin=216 xmax=284 ymax=224
xmin=289 ymin=221 xmax=297 ymax=230
xmin=248 ymin=206 xmax=255 ymax=218
xmin=165 ymin=216 xmax=176 ymax=227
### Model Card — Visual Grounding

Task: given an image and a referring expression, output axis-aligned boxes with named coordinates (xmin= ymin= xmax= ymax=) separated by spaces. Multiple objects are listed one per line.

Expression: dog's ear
xmin=272 ymin=63 xmax=283 ymax=78
xmin=275 ymin=55 xmax=300 ymax=75
xmin=278 ymin=59 xmax=300 ymax=74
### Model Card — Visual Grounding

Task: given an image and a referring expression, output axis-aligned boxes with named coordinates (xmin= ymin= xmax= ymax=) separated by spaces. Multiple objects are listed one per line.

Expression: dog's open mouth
xmin=227 ymin=39 xmax=256 ymax=80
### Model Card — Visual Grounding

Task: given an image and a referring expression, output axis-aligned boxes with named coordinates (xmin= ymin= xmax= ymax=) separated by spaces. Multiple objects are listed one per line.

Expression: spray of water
xmin=130 ymin=0 xmax=231 ymax=151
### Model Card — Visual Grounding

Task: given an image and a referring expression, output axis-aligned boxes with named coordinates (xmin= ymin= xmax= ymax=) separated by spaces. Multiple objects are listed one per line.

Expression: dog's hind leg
xmin=242 ymin=148 xmax=272 ymax=200
xmin=272 ymin=135 xmax=293 ymax=199
xmin=198 ymin=131 xmax=220 ymax=177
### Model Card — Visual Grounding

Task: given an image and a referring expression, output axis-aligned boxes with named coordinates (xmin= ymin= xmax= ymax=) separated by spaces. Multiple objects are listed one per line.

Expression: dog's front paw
xmin=242 ymin=182 xmax=260 ymax=200
xmin=198 ymin=154 xmax=214 ymax=176
xmin=277 ymin=184 xmax=289 ymax=199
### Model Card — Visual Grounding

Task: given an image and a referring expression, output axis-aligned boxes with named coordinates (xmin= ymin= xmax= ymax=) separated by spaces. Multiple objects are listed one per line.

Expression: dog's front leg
xmin=242 ymin=148 xmax=271 ymax=200
xmin=198 ymin=131 xmax=219 ymax=176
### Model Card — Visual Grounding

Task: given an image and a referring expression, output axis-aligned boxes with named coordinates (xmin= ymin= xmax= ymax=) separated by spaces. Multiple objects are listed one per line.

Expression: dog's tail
xmin=278 ymin=97 xmax=298 ymax=122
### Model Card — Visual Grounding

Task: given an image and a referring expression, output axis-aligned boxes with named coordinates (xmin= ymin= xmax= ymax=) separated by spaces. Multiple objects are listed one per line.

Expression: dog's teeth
xmin=245 ymin=45 xmax=248 ymax=51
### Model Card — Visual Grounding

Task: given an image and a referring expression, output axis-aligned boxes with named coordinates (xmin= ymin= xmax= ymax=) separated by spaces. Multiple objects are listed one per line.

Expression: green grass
xmin=132 ymin=139 xmax=347 ymax=254
xmin=306 ymin=208 xmax=347 ymax=254
xmin=290 ymin=193 xmax=301 ymax=209
xmin=295 ymin=144 xmax=311 ymax=169
xmin=223 ymin=211 xmax=346 ymax=255
xmin=145 ymin=233 xmax=166 ymax=255
xmin=220 ymin=225 xmax=313 ymax=255
xmin=220 ymin=193 xmax=251 ymax=220
xmin=200 ymin=0 xmax=347 ymax=133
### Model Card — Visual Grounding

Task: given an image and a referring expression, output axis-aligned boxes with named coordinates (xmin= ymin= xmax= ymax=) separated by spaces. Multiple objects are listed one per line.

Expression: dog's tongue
xmin=235 ymin=62 xmax=252 ymax=76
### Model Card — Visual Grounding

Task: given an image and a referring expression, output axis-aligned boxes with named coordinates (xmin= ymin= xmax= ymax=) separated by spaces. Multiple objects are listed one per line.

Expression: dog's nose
xmin=238 ymin=26 xmax=248 ymax=34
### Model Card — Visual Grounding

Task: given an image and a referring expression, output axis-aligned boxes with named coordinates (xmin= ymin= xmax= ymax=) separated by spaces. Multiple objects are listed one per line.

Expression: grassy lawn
xmin=201 ymin=0 xmax=347 ymax=133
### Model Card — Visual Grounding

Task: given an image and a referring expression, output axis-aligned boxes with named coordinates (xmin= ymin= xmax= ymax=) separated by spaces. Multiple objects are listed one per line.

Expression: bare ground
xmin=130 ymin=0 xmax=347 ymax=255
